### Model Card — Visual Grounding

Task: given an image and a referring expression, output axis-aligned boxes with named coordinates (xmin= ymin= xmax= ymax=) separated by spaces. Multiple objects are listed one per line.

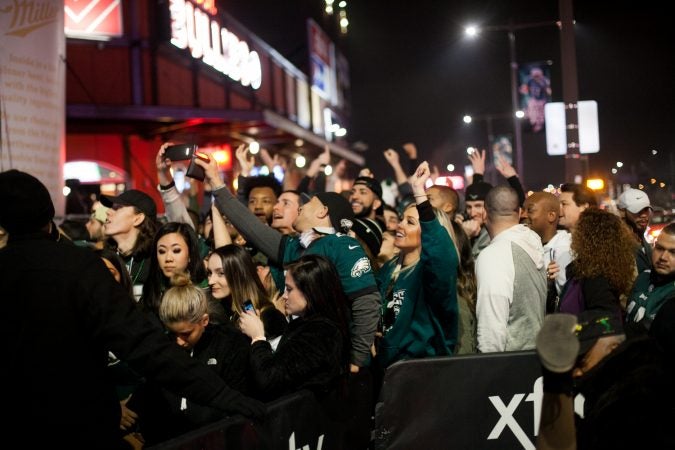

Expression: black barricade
xmin=148 ymin=370 xmax=373 ymax=450
xmin=374 ymin=351 xmax=543 ymax=450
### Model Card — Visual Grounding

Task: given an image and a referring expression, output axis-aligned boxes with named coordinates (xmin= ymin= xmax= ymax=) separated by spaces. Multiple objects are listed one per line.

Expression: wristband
xmin=158 ymin=180 xmax=175 ymax=190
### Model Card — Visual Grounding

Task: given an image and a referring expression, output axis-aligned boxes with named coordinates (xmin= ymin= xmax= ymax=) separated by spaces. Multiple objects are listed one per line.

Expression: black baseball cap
xmin=351 ymin=218 xmax=384 ymax=256
xmin=101 ymin=189 xmax=157 ymax=219
xmin=314 ymin=192 xmax=354 ymax=234
xmin=353 ymin=176 xmax=383 ymax=199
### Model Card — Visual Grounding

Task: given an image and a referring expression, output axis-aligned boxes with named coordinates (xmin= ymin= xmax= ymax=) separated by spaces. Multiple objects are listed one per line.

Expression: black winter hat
xmin=465 ymin=181 xmax=493 ymax=202
xmin=0 ymin=170 xmax=55 ymax=235
xmin=314 ymin=192 xmax=354 ymax=234
xmin=101 ymin=189 xmax=157 ymax=219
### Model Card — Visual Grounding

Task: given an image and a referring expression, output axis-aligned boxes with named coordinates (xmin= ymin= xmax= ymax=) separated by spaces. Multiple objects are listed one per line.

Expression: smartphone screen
xmin=243 ymin=299 xmax=255 ymax=313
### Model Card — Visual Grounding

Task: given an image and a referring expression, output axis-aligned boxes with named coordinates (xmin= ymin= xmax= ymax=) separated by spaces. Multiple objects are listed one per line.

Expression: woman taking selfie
xmin=206 ymin=244 xmax=287 ymax=345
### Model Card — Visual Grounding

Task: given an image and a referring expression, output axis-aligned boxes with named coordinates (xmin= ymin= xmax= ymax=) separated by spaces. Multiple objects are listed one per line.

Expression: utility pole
xmin=559 ymin=0 xmax=584 ymax=183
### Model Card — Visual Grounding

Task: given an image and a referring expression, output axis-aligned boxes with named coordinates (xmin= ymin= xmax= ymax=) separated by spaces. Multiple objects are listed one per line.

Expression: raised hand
xmin=359 ymin=167 xmax=374 ymax=178
xmin=468 ymin=148 xmax=486 ymax=176
xmin=383 ymin=148 xmax=400 ymax=167
xmin=430 ymin=164 xmax=440 ymax=183
xmin=235 ymin=144 xmax=254 ymax=177
xmin=402 ymin=142 xmax=418 ymax=160
xmin=409 ymin=161 xmax=430 ymax=194
xmin=495 ymin=153 xmax=517 ymax=178
xmin=194 ymin=153 xmax=224 ymax=189
xmin=156 ymin=142 xmax=174 ymax=186
xmin=317 ymin=145 xmax=331 ymax=166
xmin=307 ymin=145 xmax=331 ymax=177
xmin=259 ymin=147 xmax=275 ymax=170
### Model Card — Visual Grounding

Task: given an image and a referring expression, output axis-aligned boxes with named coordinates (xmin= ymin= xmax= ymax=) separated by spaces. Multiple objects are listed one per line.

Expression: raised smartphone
xmin=163 ymin=144 xmax=196 ymax=161
xmin=185 ymin=151 xmax=209 ymax=181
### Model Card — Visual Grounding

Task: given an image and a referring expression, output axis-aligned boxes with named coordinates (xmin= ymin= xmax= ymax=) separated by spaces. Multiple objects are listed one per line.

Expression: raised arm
xmin=411 ymin=162 xmax=458 ymax=309
xmin=383 ymin=148 xmax=409 ymax=185
xmin=496 ymin=154 xmax=526 ymax=206
xmin=156 ymin=143 xmax=194 ymax=227
xmin=196 ymin=155 xmax=283 ymax=264
xmin=297 ymin=146 xmax=330 ymax=194
xmin=210 ymin=203 xmax=232 ymax=248
xmin=468 ymin=148 xmax=486 ymax=178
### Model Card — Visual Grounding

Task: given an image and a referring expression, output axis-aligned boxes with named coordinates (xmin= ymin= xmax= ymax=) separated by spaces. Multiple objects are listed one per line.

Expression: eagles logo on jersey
xmin=350 ymin=256 xmax=371 ymax=278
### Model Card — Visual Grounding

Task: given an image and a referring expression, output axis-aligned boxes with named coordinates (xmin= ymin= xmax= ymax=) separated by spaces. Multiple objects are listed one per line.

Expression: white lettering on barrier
xmin=487 ymin=376 xmax=586 ymax=449
xmin=288 ymin=432 xmax=324 ymax=450
xmin=169 ymin=0 xmax=262 ymax=89
xmin=487 ymin=394 xmax=535 ymax=450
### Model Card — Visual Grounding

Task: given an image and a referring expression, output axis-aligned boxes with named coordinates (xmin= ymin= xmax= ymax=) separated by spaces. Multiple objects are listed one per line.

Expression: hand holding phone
xmin=243 ymin=299 xmax=255 ymax=314
xmin=185 ymin=151 xmax=209 ymax=181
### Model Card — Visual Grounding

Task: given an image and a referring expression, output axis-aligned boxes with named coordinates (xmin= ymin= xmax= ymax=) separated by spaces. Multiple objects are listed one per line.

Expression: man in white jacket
xmin=476 ymin=186 xmax=547 ymax=352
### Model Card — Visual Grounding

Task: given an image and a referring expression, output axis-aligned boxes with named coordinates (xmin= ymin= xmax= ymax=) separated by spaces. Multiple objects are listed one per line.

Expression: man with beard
xmin=617 ymin=188 xmax=653 ymax=273
xmin=626 ymin=222 xmax=675 ymax=327
xmin=349 ymin=176 xmax=383 ymax=221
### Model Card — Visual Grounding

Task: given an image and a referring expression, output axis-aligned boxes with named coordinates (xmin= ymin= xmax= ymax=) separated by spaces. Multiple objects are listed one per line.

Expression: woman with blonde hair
xmin=128 ymin=272 xmax=250 ymax=445
xmin=558 ymin=208 xmax=637 ymax=317
xmin=375 ymin=162 xmax=459 ymax=368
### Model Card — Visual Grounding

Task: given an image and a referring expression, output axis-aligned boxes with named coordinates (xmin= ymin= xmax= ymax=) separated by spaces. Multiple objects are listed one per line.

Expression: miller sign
xmin=169 ymin=0 xmax=262 ymax=89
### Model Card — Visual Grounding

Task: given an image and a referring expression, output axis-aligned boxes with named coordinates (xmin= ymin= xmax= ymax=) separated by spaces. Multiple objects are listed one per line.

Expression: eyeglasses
xmin=110 ymin=203 xmax=128 ymax=211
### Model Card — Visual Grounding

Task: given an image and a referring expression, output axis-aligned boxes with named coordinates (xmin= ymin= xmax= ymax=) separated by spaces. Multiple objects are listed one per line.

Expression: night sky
xmin=225 ymin=0 xmax=674 ymax=195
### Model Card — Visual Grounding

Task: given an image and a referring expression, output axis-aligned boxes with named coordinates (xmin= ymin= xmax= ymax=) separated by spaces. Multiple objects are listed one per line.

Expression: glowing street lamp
xmin=464 ymin=19 xmax=559 ymax=184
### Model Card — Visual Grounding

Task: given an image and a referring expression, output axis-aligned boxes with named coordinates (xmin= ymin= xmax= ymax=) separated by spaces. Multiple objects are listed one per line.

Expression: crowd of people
xmin=1 ymin=142 xmax=673 ymax=449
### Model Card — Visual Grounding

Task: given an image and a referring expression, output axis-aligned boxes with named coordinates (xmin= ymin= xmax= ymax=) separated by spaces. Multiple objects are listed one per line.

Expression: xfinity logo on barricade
xmin=487 ymin=376 xmax=585 ymax=450
xmin=168 ymin=0 xmax=262 ymax=89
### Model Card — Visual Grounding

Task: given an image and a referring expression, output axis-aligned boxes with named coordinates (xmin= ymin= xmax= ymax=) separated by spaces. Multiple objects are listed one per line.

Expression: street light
xmin=464 ymin=20 xmax=558 ymax=185
xmin=462 ymin=111 xmax=518 ymax=154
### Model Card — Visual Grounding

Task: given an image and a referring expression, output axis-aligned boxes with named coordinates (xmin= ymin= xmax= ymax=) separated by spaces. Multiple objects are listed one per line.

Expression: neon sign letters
xmin=169 ymin=0 xmax=262 ymax=89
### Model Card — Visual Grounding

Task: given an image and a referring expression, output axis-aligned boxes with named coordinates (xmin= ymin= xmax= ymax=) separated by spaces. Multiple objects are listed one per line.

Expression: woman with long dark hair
xmin=206 ymin=244 xmax=287 ymax=343
xmin=238 ymin=254 xmax=351 ymax=399
xmin=141 ymin=222 xmax=206 ymax=322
